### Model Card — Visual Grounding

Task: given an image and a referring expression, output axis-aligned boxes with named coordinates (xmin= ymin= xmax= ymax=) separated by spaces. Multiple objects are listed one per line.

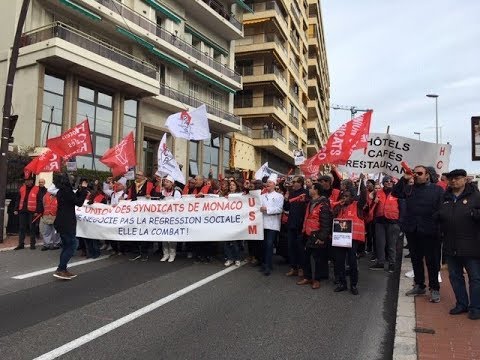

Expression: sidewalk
xmin=394 ymin=250 xmax=480 ymax=360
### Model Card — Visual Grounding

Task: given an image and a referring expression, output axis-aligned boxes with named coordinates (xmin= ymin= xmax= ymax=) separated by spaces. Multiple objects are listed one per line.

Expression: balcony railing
xmin=234 ymin=95 xmax=286 ymax=113
xmin=200 ymin=0 xmax=242 ymax=31
xmin=290 ymin=3 xmax=301 ymax=26
xmin=290 ymin=32 xmax=300 ymax=49
xmin=20 ymin=22 xmax=158 ymax=79
xmin=288 ymin=141 xmax=297 ymax=151
xmin=264 ymin=95 xmax=287 ymax=112
xmin=290 ymin=88 xmax=299 ymax=101
xmin=289 ymin=114 xmax=299 ymax=128
xmin=242 ymin=125 xmax=287 ymax=143
xmin=93 ymin=0 xmax=241 ymax=83
xmin=289 ymin=59 xmax=300 ymax=77
xmin=160 ymin=83 xmax=240 ymax=125
xmin=238 ymin=33 xmax=287 ymax=56
xmin=264 ymin=64 xmax=287 ymax=83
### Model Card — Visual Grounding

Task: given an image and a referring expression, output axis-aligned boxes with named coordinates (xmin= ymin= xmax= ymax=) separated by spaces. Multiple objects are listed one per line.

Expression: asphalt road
xmin=0 ymin=246 xmax=399 ymax=360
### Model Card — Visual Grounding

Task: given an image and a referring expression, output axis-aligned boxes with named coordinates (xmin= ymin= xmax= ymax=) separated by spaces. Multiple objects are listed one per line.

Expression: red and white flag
xmin=165 ymin=104 xmax=210 ymax=141
xmin=100 ymin=132 xmax=136 ymax=177
xmin=157 ymin=134 xmax=185 ymax=184
xmin=47 ymin=119 xmax=93 ymax=159
xmin=24 ymin=149 xmax=62 ymax=177
xmin=300 ymin=110 xmax=372 ymax=176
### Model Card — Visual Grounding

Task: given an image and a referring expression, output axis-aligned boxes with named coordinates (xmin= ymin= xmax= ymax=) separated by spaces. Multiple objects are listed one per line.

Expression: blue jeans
xmin=263 ymin=229 xmax=278 ymax=273
xmin=447 ymin=256 xmax=480 ymax=314
xmin=57 ymin=232 xmax=78 ymax=271
xmin=224 ymin=241 xmax=240 ymax=261
xmin=287 ymin=228 xmax=305 ymax=269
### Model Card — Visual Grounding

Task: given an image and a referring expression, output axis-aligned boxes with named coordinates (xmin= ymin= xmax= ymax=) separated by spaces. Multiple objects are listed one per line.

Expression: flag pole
xmin=0 ymin=0 xmax=31 ymax=242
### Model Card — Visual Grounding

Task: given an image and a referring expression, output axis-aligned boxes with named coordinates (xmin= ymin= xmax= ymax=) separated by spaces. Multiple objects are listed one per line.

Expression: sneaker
xmin=234 ymin=260 xmax=241 ymax=266
xmin=129 ymin=254 xmax=141 ymax=261
xmin=224 ymin=260 xmax=233 ymax=267
xmin=64 ymin=270 xmax=77 ymax=278
xmin=168 ymin=255 xmax=176 ymax=263
xmin=160 ymin=254 xmax=169 ymax=262
xmin=41 ymin=246 xmax=49 ymax=251
xmin=350 ymin=286 xmax=359 ymax=295
xmin=369 ymin=263 xmax=385 ymax=271
xmin=334 ymin=284 xmax=347 ymax=292
xmin=430 ymin=290 xmax=441 ymax=303
xmin=53 ymin=271 xmax=72 ymax=280
xmin=387 ymin=264 xmax=395 ymax=273
xmin=405 ymin=270 xmax=414 ymax=278
xmin=369 ymin=256 xmax=377 ymax=262
xmin=405 ymin=284 xmax=426 ymax=296
xmin=285 ymin=268 xmax=298 ymax=276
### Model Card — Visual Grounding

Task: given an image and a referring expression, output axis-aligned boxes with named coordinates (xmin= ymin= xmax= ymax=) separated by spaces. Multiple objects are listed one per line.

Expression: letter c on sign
xmin=436 ymin=160 xmax=443 ymax=170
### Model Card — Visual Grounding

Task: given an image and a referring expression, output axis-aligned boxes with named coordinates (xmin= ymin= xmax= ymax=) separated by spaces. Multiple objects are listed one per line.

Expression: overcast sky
xmin=322 ymin=0 xmax=480 ymax=173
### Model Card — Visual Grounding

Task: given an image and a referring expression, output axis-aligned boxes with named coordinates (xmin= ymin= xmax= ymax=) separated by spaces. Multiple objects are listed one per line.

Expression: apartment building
xmin=233 ymin=0 xmax=329 ymax=175
xmin=0 ymin=0 xmax=251 ymax=178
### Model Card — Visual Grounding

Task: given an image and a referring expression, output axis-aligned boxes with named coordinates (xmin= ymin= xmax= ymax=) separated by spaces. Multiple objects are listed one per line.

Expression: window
xmin=189 ymin=81 xmax=200 ymax=99
xmin=189 ymin=140 xmax=199 ymax=176
xmin=41 ymin=74 xmax=64 ymax=146
xmin=76 ymin=84 xmax=113 ymax=170
xmin=203 ymin=134 xmax=219 ymax=178
xmin=123 ymin=99 xmax=137 ymax=138
xmin=223 ymin=137 xmax=230 ymax=169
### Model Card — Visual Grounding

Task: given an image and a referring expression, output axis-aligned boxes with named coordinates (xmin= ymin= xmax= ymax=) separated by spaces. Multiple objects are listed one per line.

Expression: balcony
xmin=245 ymin=1 xmax=288 ymax=32
xmin=200 ymin=0 xmax=243 ymax=31
xmin=236 ymin=33 xmax=288 ymax=63
xmin=234 ymin=95 xmax=287 ymax=123
xmin=19 ymin=22 xmax=159 ymax=95
xmin=237 ymin=63 xmax=287 ymax=87
xmin=158 ymin=83 xmax=240 ymax=132
xmin=289 ymin=114 xmax=299 ymax=128
xmin=92 ymin=0 xmax=241 ymax=83
xmin=240 ymin=124 xmax=293 ymax=161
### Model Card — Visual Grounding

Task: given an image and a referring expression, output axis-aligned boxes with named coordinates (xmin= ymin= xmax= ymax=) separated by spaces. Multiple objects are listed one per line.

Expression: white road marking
xmin=33 ymin=263 xmax=244 ymax=360
xmin=12 ymin=255 xmax=110 ymax=279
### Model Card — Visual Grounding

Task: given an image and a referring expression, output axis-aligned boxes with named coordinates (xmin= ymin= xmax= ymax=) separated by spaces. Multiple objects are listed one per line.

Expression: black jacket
xmin=392 ymin=178 xmax=444 ymax=235
xmin=284 ymin=188 xmax=309 ymax=230
xmin=434 ymin=183 xmax=480 ymax=257
xmin=305 ymin=197 xmax=333 ymax=248
xmin=36 ymin=186 xmax=48 ymax=213
xmin=54 ymin=186 xmax=88 ymax=235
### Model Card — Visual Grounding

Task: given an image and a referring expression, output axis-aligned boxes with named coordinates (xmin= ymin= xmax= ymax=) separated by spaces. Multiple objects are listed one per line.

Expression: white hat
xmin=267 ymin=173 xmax=278 ymax=183
xmin=164 ymin=175 xmax=175 ymax=183
xmin=47 ymin=184 xmax=59 ymax=195
xmin=154 ymin=170 xmax=163 ymax=178
xmin=117 ymin=177 xmax=127 ymax=186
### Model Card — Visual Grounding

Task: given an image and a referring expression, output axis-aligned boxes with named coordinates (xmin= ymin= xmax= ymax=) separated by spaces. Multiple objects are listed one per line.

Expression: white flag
xmin=165 ymin=104 xmax=210 ymax=141
xmin=255 ymin=162 xmax=271 ymax=180
xmin=157 ymin=134 xmax=185 ymax=184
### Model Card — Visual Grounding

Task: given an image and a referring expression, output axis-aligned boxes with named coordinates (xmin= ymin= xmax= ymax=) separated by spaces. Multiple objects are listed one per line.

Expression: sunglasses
xmin=415 ymin=172 xmax=424 ymax=176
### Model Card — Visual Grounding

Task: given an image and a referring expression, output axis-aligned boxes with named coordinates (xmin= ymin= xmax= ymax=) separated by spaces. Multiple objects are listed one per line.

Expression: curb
xmin=392 ymin=248 xmax=417 ymax=360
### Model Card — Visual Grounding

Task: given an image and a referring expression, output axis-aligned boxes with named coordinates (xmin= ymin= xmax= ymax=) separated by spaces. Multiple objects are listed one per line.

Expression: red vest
xmin=330 ymin=188 xmax=340 ymax=204
xmin=93 ymin=193 xmax=106 ymax=203
xmin=303 ymin=201 xmax=328 ymax=235
xmin=375 ymin=190 xmax=399 ymax=220
xmin=338 ymin=202 xmax=365 ymax=242
xmin=19 ymin=185 xmax=39 ymax=212
xmin=43 ymin=193 xmax=58 ymax=216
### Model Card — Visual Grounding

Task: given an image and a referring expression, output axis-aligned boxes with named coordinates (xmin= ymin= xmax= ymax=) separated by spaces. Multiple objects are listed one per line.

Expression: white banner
xmin=338 ymin=133 xmax=451 ymax=178
xmin=76 ymin=194 xmax=263 ymax=241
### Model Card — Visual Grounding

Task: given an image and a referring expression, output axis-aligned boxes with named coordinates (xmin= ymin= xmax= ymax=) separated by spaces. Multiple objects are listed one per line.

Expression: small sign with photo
xmin=293 ymin=148 xmax=305 ymax=166
xmin=332 ymin=218 xmax=353 ymax=248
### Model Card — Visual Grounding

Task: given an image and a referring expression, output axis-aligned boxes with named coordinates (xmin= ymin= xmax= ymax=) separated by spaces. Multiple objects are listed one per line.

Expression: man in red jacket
xmin=14 ymin=176 xmax=39 ymax=250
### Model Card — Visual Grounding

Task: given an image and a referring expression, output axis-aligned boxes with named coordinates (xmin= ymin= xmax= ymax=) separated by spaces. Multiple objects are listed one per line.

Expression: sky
xmin=321 ymin=0 xmax=480 ymax=173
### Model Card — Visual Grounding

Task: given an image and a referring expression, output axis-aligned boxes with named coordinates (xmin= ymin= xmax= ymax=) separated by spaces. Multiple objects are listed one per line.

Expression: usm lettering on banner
xmin=75 ymin=193 xmax=263 ymax=241
xmin=338 ymin=133 xmax=451 ymax=178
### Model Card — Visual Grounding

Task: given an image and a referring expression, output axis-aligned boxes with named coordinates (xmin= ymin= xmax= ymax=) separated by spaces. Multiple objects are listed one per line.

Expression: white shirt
xmin=161 ymin=187 xmax=182 ymax=200
xmin=260 ymin=190 xmax=284 ymax=231
xmin=107 ymin=190 xmax=125 ymax=206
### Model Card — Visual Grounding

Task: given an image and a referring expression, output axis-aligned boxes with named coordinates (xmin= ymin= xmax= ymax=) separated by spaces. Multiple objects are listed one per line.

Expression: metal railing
xmin=20 ymin=22 xmax=158 ymax=79
xmin=247 ymin=1 xmax=288 ymax=28
xmin=290 ymin=88 xmax=299 ymax=101
xmin=238 ymin=33 xmax=287 ymax=56
xmin=236 ymin=64 xmax=286 ymax=83
xmin=242 ymin=125 xmax=287 ymax=143
xmin=93 ymin=0 xmax=241 ymax=83
xmin=234 ymin=95 xmax=286 ymax=113
xmin=290 ymin=32 xmax=299 ymax=48
xmin=159 ymin=83 xmax=240 ymax=125
xmin=200 ymin=0 xmax=243 ymax=31
xmin=289 ymin=114 xmax=299 ymax=127
xmin=289 ymin=58 xmax=300 ymax=77
xmin=288 ymin=141 xmax=297 ymax=151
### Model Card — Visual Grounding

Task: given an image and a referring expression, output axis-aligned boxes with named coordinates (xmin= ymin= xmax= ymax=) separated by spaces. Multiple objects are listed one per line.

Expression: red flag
xmin=100 ymin=132 xmax=136 ymax=177
xmin=24 ymin=149 xmax=62 ymax=177
xmin=300 ymin=111 xmax=372 ymax=175
xmin=47 ymin=119 xmax=93 ymax=159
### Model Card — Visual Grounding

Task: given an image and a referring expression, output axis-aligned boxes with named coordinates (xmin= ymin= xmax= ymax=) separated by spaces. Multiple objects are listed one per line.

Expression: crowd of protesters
xmin=10 ymin=165 xmax=480 ymax=320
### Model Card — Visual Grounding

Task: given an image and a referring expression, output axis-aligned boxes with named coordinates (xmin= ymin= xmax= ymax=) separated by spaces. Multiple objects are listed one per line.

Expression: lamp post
xmin=426 ymin=94 xmax=439 ymax=144
xmin=414 ymin=132 xmax=421 ymax=140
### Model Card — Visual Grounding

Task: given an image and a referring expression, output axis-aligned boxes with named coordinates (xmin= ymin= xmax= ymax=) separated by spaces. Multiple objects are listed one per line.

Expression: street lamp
xmin=414 ymin=132 xmax=421 ymax=140
xmin=426 ymin=94 xmax=439 ymax=144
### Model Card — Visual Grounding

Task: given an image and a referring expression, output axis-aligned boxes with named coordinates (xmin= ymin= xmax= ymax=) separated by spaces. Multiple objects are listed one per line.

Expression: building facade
xmin=233 ymin=0 xmax=329 ymax=175
xmin=0 ymin=0 xmax=251 ymax=179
